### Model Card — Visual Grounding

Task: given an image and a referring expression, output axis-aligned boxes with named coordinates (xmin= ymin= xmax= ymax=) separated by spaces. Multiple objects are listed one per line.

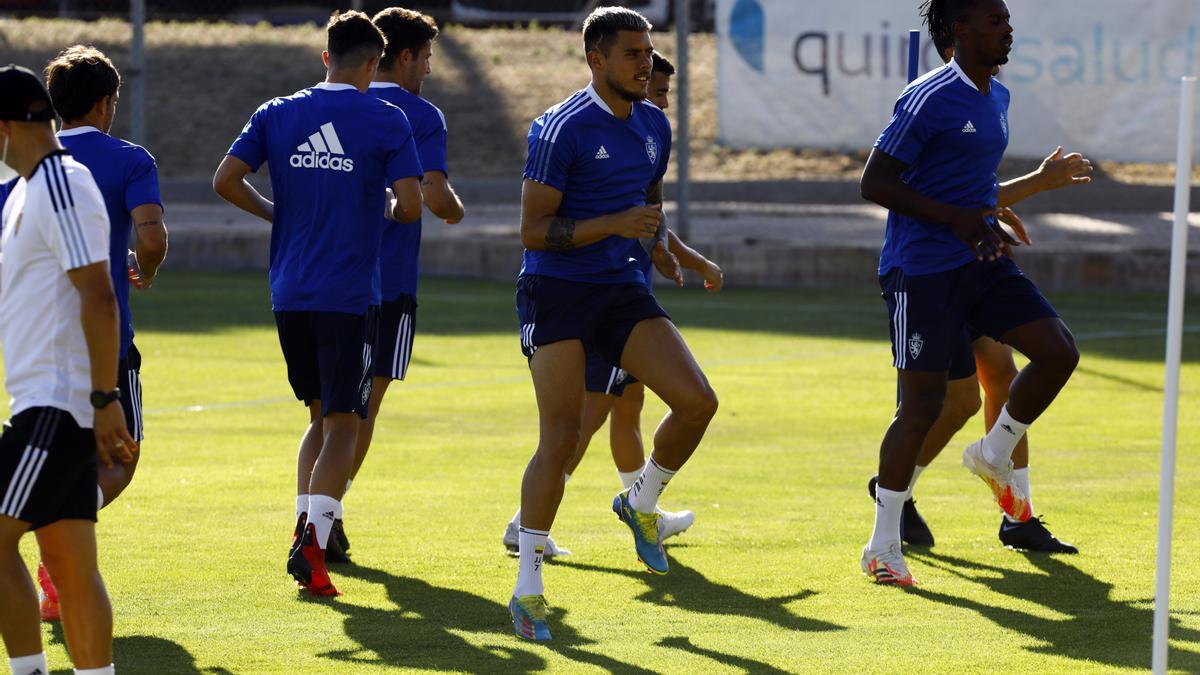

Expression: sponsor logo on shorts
xmin=907 ymin=332 xmax=924 ymax=360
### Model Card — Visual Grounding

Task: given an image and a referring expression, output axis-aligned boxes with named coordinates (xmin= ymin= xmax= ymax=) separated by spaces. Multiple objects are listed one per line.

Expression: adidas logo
xmin=289 ymin=122 xmax=355 ymax=172
xmin=1001 ymin=423 xmax=1015 ymax=435
xmin=595 ymin=145 xmax=610 ymax=160
xmin=962 ymin=120 xmax=977 ymax=133
xmin=321 ymin=510 xmax=335 ymax=520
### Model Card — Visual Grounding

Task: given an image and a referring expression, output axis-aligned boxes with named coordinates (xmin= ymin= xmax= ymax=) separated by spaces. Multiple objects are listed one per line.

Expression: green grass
xmin=10 ymin=272 xmax=1200 ymax=673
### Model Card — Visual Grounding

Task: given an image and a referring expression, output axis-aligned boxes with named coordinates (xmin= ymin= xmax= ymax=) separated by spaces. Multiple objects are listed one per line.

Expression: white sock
xmin=9 ymin=653 xmax=48 ymax=675
xmin=514 ymin=526 xmax=549 ymax=597
xmin=868 ymin=486 xmax=906 ymax=551
xmin=97 ymin=484 xmax=106 ymax=510
xmin=617 ymin=469 xmax=641 ymax=490
xmin=75 ymin=666 xmax=114 ymax=675
xmin=1005 ymin=467 xmax=1033 ymax=523
xmin=296 ymin=494 xmax=309 ymax=519
xmin=343 ymin=479 xmax=352 ymax=496
xmin=628 ymin=456 xmax=676 ymax=514
xmin=307 ymin=495 xmax=340 ymax=549
xmin=907 ymin=464 xmax=927 ymax=497
xmin=982 ymin=405 xmax=1030 ymax=467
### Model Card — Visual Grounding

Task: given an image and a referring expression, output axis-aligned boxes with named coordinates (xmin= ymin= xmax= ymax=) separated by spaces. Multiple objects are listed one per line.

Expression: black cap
xmin=0 ymin=64 xmax=56 ymax=122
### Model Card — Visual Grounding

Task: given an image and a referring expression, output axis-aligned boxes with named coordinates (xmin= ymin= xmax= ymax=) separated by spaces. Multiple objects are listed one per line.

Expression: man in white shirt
xmin=0 ymin=64 xmax=135 ymax=675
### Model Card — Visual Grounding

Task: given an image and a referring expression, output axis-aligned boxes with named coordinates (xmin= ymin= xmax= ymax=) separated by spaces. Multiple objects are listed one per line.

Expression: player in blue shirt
xmin=213 ymin=11 xmax=424 ymax=597
xmin=866 ymin=17 xmax=1090 ymax=555
xmin=31 ymin=45 xmax=168 ymax=623
xmin=323 ymin=6 xmax=467 ymax=564
xmin=858 ymin=0 xmax=1079 ymax=585
xmin=509 ymin=7 xmax=719 ymax=641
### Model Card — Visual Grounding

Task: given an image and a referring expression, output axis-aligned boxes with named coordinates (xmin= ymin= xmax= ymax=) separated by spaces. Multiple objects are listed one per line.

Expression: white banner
xmin=717 ymin=0 xmax=1200 ymax=162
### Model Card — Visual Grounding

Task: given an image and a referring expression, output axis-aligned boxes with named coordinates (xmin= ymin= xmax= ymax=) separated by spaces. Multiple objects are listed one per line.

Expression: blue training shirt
xmin=368 ymin=82 xmax=448 ymax=300
xmin=228 ymin=82 xmax=423 ymax=313
xmin=58 ymin=127 xmax=162 ymax=358
xmin=873 ymin=58 xmax=1010 ymax=276
xmin=521 ymin=84 xmax=671 ymax=285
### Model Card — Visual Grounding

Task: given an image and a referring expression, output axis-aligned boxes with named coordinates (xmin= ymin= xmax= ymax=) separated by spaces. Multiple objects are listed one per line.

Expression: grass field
xmin=9 ymin=272 xmax=1200 ymax=673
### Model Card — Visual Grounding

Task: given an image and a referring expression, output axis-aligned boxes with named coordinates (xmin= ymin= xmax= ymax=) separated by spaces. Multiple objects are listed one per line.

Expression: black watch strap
xmin=90 ymin=388 xmax=122 ymax=409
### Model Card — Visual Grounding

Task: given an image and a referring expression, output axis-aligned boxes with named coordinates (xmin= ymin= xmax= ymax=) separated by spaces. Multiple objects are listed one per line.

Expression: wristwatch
xmin=90 ymin=389 xmax=121 ymax=409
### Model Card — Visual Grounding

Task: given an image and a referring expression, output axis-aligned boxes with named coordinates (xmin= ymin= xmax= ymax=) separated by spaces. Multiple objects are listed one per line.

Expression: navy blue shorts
xmin=516 ymin=275 xmax=669 ymax=368
xmin=881 ymin=257 xmax=1059 ymax=373
xmin=585 ymin=350 xmax=638 ymax=396
xmin=274 ymin=309 xmax=378 ymax=418
xmin=373 ymin=294 xmax=417 ymax=381
xmin=119 ymin=342 xmax=143 ymax=442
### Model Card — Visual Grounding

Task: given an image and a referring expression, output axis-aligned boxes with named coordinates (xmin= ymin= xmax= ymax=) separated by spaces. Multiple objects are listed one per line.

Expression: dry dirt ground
xmin=0 ymin=18 xmax=1190 ymax=185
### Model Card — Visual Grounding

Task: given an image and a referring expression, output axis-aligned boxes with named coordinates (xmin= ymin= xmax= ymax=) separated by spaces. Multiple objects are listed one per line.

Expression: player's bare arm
xmin=421 ymin=170 xmax=464 ymax=224
xmin=129 ymin=203 xmax=166 ymax=289
xmin=213 ymin=154 xmax=273 ymax=222
xmin=388 ymin=176 xmax=423 ymax=223
xmin=998 ymin=146 xmax=1092 ymax=207
xmin=68 ymin=260 xmax=137 ymax=467
xmin=667 ymin=230 xmax=723 ymax=292
xmin=861 ymin=148 xmax=1016 ymax=261
xmin=520 ymin=179 xmax=661 ymax=251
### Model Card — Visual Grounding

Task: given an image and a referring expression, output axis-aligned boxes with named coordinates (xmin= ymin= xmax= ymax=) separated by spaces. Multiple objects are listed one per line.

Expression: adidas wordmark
xmin=289 ymin=122 xmax=355 ymax=172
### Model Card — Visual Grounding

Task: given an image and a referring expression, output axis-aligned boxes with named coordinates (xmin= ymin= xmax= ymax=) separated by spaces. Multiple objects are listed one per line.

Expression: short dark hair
xmin=373 ymin=7 xmax=439 ymax=71
xmin=920 ymin=0 xmax=984 ymax=51
xmin=652 ymin=52 xmax=675 ymax=76
xmin=44 ymin=45 xmax=120 ymax=123
xmin=582 ymin=6 xmax=652 ymax=57
xmin=326 ymin=10 xmax=386 ymax=69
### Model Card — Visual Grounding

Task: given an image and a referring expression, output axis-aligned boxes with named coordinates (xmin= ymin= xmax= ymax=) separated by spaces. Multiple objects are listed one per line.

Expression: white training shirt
xmin=0 ymin=151 xmax=110 ymax=428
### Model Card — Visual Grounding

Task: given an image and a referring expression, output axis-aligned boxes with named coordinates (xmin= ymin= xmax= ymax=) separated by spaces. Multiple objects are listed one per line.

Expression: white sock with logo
xmin=868 ymin=486 xmax=906 ymax=551
xmin=618 ymin=469 xmax=641 ymax=490
xmin=982 ymin=405 xmax=1030 ymax=467
xmin=9 ymin=653 xmax=48 ymax=675
xmin=514 ymin=526 xmax=549 ymax=597
xmin=74 ymin=666 xmax=114 ymax=675
xmin=907 ymin=464 xmax=927 ymax=497
xmin=307 ymin=495 xmax=340 ymax=549
xmin=296 ymin=494 xmax=309 ymax=519
xmin=628 ymin=457 xmax=676 ymax=514
xmin=1004 ymin=467 xmax=1033 ymax=523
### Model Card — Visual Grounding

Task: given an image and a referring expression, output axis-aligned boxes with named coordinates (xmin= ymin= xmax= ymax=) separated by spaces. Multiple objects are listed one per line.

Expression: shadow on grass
xmin=321 ymin=564 xmax=654 ymax=673
xmin=656 ymin=636 xmax=795 ymax=675
xmin=909 ymin=550 xmax=1200 ymax=671
xmin=47 ymin=625 xmax=231 ymax=674
xmin=555 ymin=557 xmax=843 ymax=635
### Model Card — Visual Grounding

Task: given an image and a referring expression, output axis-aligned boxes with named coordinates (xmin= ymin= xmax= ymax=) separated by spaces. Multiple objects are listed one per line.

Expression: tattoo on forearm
xmin=545 ymin=217 xmax=577 ymax=251
xmin=135 ymin=220 xmax=161 ymax=229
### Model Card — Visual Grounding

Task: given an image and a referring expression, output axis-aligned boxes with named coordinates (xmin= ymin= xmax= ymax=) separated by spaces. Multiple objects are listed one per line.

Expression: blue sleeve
xmin=384 ymin=109 xmax=423 ymax=183
xmin=0 ymin=178 xmax=13 ymax=209
xmin=652 ymin=113 xmax=672 ymax=187
xmin=228 ymin=103 xmax=270 ymax=171
xmin=523 ymin=115 xmax=574 ymax=193
xmin=415 ymin=107 xmax=448 ymax=176
xmin=124 ymin=147 xmax=162 ymax=213
xmin=874 ymin=93 xmax=937 ymax=166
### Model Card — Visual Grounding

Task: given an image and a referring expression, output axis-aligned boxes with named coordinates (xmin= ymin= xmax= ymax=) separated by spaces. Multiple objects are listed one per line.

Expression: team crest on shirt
xmin=645 ymin=135 xmax=658 ymax=163
xmin=908 ymin=333 xmax=924 ymax=360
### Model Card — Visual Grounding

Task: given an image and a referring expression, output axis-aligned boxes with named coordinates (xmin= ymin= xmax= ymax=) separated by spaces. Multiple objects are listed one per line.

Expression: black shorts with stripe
xmin=373 ymin=294 xmax=417 ymax=381
xmin=584 ymin=349 xmax=638 ymax=396
xmin=274 ymin=308 xmax=379 ymax=418
xmin=119 ymin=343 xmax=144 ymax=442
xmin=0 ymin=407 xmax=98 ymax=529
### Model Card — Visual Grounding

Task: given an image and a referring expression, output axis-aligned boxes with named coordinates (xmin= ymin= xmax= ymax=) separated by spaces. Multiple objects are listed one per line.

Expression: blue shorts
xmin=516 ymin=275 xmax=669 ymax=368
xmin=118 ymin=343 xmax=143 ymax=442
xmin=585 ymin=350 xmax=638 ymax=396
xmin=373 ymin=293 xmax=417 ymax=381
xmin=881 ymin=258 xmax=1058 ymax=373
xmin=274 ymin=308 xmax=379 ymax=417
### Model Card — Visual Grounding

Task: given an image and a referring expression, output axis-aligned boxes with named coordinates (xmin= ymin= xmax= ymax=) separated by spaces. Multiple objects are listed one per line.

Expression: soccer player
xmin=509 ymin=7 xmax=719 ymax=640
xmin=213 ymin=12 xmax=423 ymax=596
xmin=327 ymin=6 xmax=467 ymax=564
xmin=0 ymin=63 xmax=135 ymax=675
xmin=869 ymin=14 xmax=1092 ymax=554
xmin=501 ymin=53 xmax=720 ymax=557
xmin=858 ymin=0 xmax=1080 ymax=585
xmin=32 ymin=46 xmax=169 ymax=620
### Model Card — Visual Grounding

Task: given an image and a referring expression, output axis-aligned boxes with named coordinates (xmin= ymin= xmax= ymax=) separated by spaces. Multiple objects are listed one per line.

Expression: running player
xmin=509 ymin=7 xmax=719 ymax=640
xmin=858 ymin=0 xmax=1080 ymax=585
xmin=0 ymin=63 xmax=135 ymax=675
xmin=326 ymin=6 xmax=467 ymax=564
xmin=213 ymin=11 xmax=423 ymax=596
xmin=501 ymin=53 xmax=720 ymax=556
xmin=33 ymin=45 xmax=169 ymax=620
xmin=868 ymin=12 xmax=1091 ymax=554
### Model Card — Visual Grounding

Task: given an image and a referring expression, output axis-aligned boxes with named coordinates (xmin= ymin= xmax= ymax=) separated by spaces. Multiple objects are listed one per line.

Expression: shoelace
xmin=517 ymin=595 xmax=548 ymax=621
xmin=632 ymin=508 xmax=659 ymax=543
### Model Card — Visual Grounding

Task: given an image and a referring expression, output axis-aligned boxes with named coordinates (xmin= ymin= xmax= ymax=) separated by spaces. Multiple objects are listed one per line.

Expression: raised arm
xmin=520 ymin=179 xmax=661 ymax=251
xmin=213 ymin=154 xmax=273 ymax=223
xmin=422 ymin=171 xmax=464 ymax=224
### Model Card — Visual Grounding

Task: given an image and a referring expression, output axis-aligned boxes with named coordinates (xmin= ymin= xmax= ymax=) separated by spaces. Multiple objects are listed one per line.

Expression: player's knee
xmin=678 ymin=384 xmax=718 ymax=426
xmin=945 ymin=386 xmax=982 ymax=426
xmin=900 ymin=396 xmax=944 ymax=430
xmin=539 ymin=421 xmax=581 ymax=461
xmin=1038 ymin=332 xmax=1080 ymax=379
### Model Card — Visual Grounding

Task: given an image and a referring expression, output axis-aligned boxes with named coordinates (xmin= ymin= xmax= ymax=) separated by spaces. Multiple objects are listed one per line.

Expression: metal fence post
xmin=130 ymin=0 xmax=146 ymax=145
xmin=673 ymin=0 xmax=690 ymax=240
